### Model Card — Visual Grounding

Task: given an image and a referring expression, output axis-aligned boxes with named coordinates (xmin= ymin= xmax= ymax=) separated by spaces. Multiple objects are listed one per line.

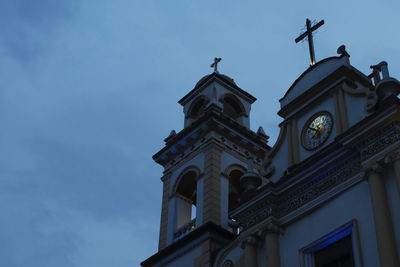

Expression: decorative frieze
xmin=233 ymin=154 xmax=361 ymax=229
xmin=278 ymin=159 xmax=361 ymax=217
xmin=359 ymin=122 xmax=400 ymax=160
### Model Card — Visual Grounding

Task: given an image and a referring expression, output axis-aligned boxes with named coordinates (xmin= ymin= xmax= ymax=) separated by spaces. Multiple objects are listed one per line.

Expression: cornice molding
xmin=155 ymin=115 xmax=270 ymax=170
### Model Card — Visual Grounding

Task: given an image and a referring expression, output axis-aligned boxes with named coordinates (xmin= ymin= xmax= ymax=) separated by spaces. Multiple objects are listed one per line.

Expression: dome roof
xmin=179 ymin=71 xmax=256 ymax=106
xmin=195 ymin=72 xmax=237 ymax=88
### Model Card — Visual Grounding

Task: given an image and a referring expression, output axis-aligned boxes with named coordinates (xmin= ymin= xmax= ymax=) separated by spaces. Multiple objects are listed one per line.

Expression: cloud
xmin=0 ymin=0 xmax=78 ymax=62
xmin=0 ymin=195 xmax=155 ymax=267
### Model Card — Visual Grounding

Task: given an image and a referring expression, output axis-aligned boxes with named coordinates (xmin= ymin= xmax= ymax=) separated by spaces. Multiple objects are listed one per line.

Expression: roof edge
xmin=178 ymin=72 xmax=257 ymax=106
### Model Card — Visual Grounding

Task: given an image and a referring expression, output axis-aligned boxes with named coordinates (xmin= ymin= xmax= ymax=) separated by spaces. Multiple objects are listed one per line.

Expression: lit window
xmin=300 ymin=220 xmax=362 ymax=267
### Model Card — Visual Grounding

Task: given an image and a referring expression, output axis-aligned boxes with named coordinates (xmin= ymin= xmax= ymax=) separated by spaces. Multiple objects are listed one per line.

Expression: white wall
xmin=269 ymin=137 xmax=289 ymax=183
xmin=385 ymin=167 xmax=400 ymax=256
xmin=344 ymin=93 xmax=369 ymax=129
xmin=279 ymin=182 xmax=379 ymax=267
xmin=165 ymin=245 xmax=202 ymax=267
xmin=220 ymin=151 xmax=247 ymax=172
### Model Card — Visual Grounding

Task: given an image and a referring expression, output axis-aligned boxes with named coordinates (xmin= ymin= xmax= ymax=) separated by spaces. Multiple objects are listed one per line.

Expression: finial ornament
xmin=337 ymin=45 xmax=350 ymax=58
xmin=295 ymin=18 xmax=325 ymax=66
xmin=370 ymin=61 xmax=390 ymax=79
xmin=257 ymin=126 xmax=266 ymax=136
xmin=164 ymin=130 xmax=176 ymax=143
xmin=211 ymin=57 xmax=222 ymax=73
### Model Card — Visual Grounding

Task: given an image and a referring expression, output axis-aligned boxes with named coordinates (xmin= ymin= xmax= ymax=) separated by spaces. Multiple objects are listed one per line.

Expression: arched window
xmin=188 ymin=96 xmax=209 ymax=119
xmin=227 ymin=167 xmax=245 ymax=212
xmin=173 ymin=169 xmax=198 ymax=239
xmin=176 ymin=171 xmax=197 ymax=205
xmin=221 ymin=95 xmax=245 ymax=119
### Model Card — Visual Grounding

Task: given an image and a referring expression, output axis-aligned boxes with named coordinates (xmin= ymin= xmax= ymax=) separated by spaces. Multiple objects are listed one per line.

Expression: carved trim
xmin=384 ymin=149 xmax=400 ymax=165
xmin=261 ymin=222 xmax=284 ymax=236
xmin=277 ymin=159 xmax=360 ymax=218
xmin=240 ymin=235 xmax=259 ymax=248
xmin=233 ymin=153 xmax=361 ymax=230
xmin=223 ymin=164 xmax=247 ymax=177
xmin=222 ymin=259 xmax=234 ymax=267
xmin=358 ymin=122 xmax=400 ymax=161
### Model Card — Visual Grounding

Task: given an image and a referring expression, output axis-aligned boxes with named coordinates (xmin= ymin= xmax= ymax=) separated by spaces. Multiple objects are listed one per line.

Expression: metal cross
xmin=210 ymin=57 xmax=222 ymax=73
xmin=295 ymin=18 xmax=325 ymax=66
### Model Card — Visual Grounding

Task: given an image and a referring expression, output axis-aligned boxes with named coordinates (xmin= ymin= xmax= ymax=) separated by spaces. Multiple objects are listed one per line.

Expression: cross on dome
xmin=210 ymin=57 xmax=222 ymax=73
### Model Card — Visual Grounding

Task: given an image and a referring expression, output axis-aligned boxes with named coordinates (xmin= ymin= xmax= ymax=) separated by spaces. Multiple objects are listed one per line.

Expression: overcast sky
xmin=0 ymin=1 xmax=399 ymax=266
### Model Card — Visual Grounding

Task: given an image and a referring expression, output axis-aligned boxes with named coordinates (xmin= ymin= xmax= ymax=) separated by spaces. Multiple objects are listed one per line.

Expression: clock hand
xmin=308 ymin=126 xmax=319 ymax=132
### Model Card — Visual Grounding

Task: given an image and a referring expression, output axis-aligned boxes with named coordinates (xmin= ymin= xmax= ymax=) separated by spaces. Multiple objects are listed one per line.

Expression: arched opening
xmin=173 ymin=170 xmax=198 ymax=239
xmin=221 ymin=95 xmax=245 ymax=119
xmin=188 ymin=96 xmax=209 ymax=119
xmin=176 ymin=171 xmax=197 ymax=205
xmin=228 ymin=168 xmax=245 ymax=212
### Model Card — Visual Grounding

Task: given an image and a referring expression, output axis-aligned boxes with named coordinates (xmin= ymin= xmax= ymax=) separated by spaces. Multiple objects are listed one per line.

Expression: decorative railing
xmin=174 ymin=218 xmax=196 ymax=240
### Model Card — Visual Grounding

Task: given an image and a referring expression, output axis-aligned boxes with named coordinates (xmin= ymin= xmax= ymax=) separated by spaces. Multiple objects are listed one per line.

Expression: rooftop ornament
xmin=295 ymin=18 xmax=325 ymax=66
xmin=210 ymin=57 xmax=222 ymax=73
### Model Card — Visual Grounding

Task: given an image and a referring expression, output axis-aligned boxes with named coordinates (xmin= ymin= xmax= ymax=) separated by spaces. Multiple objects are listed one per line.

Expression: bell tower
xmin=143 ymin=60 xmax=270 ymax=267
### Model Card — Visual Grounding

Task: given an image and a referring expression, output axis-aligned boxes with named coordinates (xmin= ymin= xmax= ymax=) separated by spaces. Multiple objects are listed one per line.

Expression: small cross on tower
xmin=211 ymin=57 xmax=222 ymax=73
xmin=295 ymin=18 xmax=325 ymax=66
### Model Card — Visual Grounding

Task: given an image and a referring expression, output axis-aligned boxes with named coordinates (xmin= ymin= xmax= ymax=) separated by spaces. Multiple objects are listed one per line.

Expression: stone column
xmin=203 ymin=145 xmax=222 ymax=225
xmin=264 ymin=223 xmax=281 ymax=267
xmin=158 ymin=175 xmax=171 ymax=250
xmin=385 ymin=150 xmax=400 ymax=195
xmin=240 ymin=236 xmax=258 ymax=267
xmin=366 ymin=163 xmax=400 ymax=267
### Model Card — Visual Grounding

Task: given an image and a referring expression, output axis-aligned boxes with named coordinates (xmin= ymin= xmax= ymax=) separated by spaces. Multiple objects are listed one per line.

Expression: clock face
xmin=301 ymin=111 xmax=333 ymax=150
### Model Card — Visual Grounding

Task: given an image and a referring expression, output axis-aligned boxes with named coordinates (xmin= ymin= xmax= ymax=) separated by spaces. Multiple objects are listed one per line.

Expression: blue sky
xmin=0 ymin=1 xmax=399 ymax=266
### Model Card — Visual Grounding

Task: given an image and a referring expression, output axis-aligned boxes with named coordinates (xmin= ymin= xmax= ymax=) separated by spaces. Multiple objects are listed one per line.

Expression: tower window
xmin=222 ymin=95 xmax=245 ymax=119
xmin=173 ymin=170 xmax=198 ymax=239
xmin=176 ymin=171 xmax=197 ymax=205
xmin=188 ymin=97 xmax=208 ymax=119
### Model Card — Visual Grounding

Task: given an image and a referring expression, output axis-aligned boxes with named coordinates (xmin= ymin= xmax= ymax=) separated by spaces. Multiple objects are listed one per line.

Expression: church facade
xmin=141 ymin=45 xmax=400 ymax=266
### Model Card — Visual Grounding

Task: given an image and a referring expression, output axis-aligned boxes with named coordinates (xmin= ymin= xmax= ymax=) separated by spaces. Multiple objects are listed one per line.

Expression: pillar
xmin=264 ymin=223 xmax=281 ymax=267
xmin=203 ymin=145 xmax=222 ymax=225
xmin=366 ymin=163 xmax=399 ymax=267
xmin=158 ymin=175 xmax=171 ymax=250
xmin=240 ymin=236 xmax=258 ymax=267
xmin=195 ymin=176 xmax=204 ymax=227
xmin=385 ymin=150 xmax=400 ymax=195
